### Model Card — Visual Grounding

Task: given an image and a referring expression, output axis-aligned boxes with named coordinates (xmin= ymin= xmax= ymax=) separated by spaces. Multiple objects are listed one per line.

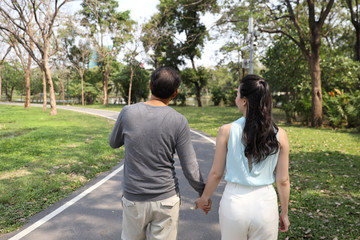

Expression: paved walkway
xmin=0 ymin=102 xmax=225 ymax=240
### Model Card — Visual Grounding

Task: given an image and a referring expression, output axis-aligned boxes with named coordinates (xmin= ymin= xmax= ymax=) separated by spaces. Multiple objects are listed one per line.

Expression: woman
xmin=196 ymin=74 xmax=290 ymax=239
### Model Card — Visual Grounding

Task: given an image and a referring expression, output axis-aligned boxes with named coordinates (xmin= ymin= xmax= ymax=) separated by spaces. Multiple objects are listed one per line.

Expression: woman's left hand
xmin=195 ymin=197 xmax=212 ymax=215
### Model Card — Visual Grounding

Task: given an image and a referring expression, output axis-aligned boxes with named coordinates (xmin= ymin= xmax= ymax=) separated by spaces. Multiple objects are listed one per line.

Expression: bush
xmin=323 ymin=89 xmax=360 ymax=129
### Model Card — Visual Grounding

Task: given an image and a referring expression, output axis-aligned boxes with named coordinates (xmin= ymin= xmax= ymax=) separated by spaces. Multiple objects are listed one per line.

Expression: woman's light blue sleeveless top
xmin=224 ymin=117 xmax=280 ymax=186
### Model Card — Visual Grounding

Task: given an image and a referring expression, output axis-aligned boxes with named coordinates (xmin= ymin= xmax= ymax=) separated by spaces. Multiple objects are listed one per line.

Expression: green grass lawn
xmin=0 ymin=105 xmax=124 ymax=235
xmin=1 ymin=103 xmax=359 ymax=239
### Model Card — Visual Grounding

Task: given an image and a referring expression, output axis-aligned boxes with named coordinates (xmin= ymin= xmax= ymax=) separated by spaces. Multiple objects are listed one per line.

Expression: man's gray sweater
xmin=109 ymin=102 xmax=205 ymax=201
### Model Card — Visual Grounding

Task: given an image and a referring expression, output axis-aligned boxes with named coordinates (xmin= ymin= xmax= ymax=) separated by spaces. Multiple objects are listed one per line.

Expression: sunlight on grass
xmin=0 ymin=105 xmax=124 ymax=235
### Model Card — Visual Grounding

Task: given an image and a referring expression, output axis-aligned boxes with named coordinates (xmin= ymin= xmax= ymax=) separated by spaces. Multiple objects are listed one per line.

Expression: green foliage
xmin=181 ymin=67 xmax=209 ymax=90
xmin=69 ymin=81 xmax=100 ymax=105
xmin=172 ymin=83 xmax=187 ymax=106
xmin=141 ymin=13 xmax=184 ymax=70
xmin=80 ymin=0 xmax=132 ymax=44
xmin=143 ymin=0 xmax=218 ymax=70
xmin=321 ymin=55 xmax=360 ymax=92
xmin=66 ymin=67 xmax=103 ymax=104
xmin=261 ymin=37 xmax=312 ymax=124
xmin=79 ymin=0 xmax=135 ymax=104
xmin=323 ymin=89 xmax=360 ymax=129
xmin=29 ymin=68 xmax=44 ymax=95
xmin=1 ymin=62 xmax=24 ymax=101
xmin=112 ymin=63 xmax=150 ymax=103
xmin=181 ymin=67 xmax=210 ymax=106
xmin=321 ymin=55 xmax=360 ymax=129
xmin=84 ymin=67 xmax=102 ymax=86
xmin=216 ymin=1 xmax=264 ymax=72
xmin=208 ymin=66 xmax=238 ymax=106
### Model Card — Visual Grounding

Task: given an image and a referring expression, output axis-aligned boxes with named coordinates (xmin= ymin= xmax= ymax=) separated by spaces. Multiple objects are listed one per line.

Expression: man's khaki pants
xmin=121 ymin=195 xmax=180 ymax=240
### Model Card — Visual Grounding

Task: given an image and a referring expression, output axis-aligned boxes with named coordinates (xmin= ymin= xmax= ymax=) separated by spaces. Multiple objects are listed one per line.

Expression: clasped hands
xmin=195 ymin=197 xmax=212 ymax=215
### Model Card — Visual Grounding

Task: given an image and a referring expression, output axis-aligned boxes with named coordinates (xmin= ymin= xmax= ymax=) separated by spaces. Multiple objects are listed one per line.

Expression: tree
xmin=214 ymin=1 xmax=264 ymax=80
xmin=208 ymin=65 xmax=239 ymax=107
xmin=0 ymin=42 xmax=12 ymax=101
xmin=257 ymin=0 xmax=335 ymax=127
xmin=181 ymin=66 xmax=209 ymax=106
xmin=80 ymin=0 xmax=134 ymax=105
xmin=1 ymin=6 xmax=35 ymax=109
xmin=59 ymin=18 xmax=91 ymax=106
xmin=142 ymin=12 xmax=184 ymax=70
xmin=6 ymin=32 xmax=34 ymax=109
xmin=124 ymin=24 xmax=145 ymax=105
xmin=113 ymin=63 xmax=149 ymax=104
xmin=29 ymin=67 xmax=44 ymax=98
xmin=0 ymin=0 xmax=69 ymax=115
xmin=261 ymin=36 xmax=311 ymax=123
xmin=345 ymin=0 xmax=360 ymax=61
xmin=1 ymin=61 xmax=24 ymax=101
xmin=152 ymin=0 xmax=218 ymax=106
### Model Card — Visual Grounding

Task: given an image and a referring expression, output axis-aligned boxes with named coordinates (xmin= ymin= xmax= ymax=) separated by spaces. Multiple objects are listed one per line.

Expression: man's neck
xmin=145 ymin=95 xmax=170 ymax=106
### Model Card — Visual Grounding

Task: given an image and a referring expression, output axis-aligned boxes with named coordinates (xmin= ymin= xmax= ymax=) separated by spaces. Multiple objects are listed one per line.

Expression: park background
xmin=0 ymin=0 xmax=359 ymax=239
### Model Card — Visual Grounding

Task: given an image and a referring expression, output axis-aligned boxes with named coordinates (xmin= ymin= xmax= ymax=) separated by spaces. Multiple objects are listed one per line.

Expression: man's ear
xmin=171 ymin=89 xmax=179 ymax=99
xmin=149 ymin=81 xmax=152 ymax=90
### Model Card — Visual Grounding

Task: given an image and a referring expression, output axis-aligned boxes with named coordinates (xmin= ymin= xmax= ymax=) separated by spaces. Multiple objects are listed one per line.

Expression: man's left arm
xmin=109 ymin=110 xmax=125 ymax=149
xmin=176 ymin=120 xmax=205 ymax=195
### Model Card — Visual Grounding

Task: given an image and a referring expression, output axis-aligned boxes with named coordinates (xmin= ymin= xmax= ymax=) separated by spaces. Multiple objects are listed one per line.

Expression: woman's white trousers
xmin=219 ymin=183 xmax=279 ymax=240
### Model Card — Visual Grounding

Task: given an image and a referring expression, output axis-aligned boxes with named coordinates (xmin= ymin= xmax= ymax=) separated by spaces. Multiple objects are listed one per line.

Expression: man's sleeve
xmin=176 ymin=118 xmax=205 ymax=195
xmin=109 ymin=108 xmax=126 ymax=149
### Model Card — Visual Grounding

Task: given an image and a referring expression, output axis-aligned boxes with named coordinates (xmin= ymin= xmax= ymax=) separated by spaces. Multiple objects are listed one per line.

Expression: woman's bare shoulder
xmin=217 ymin=123 xmax=232 ymax=140
xmin=220 ymin=123 xmax=232 ymax=133
xmin=278 ymin=127 xmax=289 ymax=148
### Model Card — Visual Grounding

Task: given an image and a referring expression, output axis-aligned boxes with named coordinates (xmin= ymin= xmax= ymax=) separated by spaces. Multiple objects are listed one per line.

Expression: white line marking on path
xmin=7 ymin=106 xmax=216 ymax=240
xmin=57 ymin=107 xmax=118 ymax=121
xmin=8 ymin=110 xmax=120 ymax=240
xmin=8 ymin=165 xmax=124 ymax=240
xmin=190 ymin=129 xmax=216 ymax=145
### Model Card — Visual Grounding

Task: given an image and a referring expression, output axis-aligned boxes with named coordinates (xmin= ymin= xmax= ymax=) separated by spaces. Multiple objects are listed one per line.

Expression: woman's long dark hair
xmin=239 ymin=74 xmax=279 ymax=164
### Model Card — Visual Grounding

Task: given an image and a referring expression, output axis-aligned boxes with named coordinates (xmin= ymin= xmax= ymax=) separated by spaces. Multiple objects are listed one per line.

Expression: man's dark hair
xmin=150 ymin=67 xmax=181 ymax=99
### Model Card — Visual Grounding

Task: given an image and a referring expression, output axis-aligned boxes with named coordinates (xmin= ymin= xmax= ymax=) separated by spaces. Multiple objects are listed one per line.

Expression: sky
xmin=63 ymin=0 xmax=221 ymax=68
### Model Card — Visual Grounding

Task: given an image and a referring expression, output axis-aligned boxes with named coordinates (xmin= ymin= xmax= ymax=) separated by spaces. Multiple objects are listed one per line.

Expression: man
xmin=109 ymin=66 xmax=206 ymax=240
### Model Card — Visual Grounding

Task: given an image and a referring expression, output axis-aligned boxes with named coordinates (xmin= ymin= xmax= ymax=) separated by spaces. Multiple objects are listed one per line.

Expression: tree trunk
xmin=6 ymin=86 xmax=14 ymax=101
xmin=128 ymin=63 xmax=134 ymax=105
xmin=309 ymin=59 xmax=322 ymax=127
xmin=44 ymin=66 xmax=57 ymax=115
xmin=190 ymin=58 xmax=202 ymax=107
xmin=24 ymin=40 xmax=33 ymax=109
xmin=24 ymin=68 xmax=31 ymax=109
xmin=59 ymin=78 xmax=65 ymax=105
xmin=195 ymin=84 xmax=202 ymax=107
xmin=43 ymin=45 xmax=57 ymax=115
xmin=355 ymin=25 xmax=360 ymax=61
xmin=309 ymin=27 xmax=323 ymax=127
xmin=0 ymin=65 xmax=2 ymax=101
xmin=102 ymin=66 xmax=109 ymax=105
xmin=80 ymin=72 xmax=84 ymax=106
xmin=42 ymin=70 xmax=47 ymax=111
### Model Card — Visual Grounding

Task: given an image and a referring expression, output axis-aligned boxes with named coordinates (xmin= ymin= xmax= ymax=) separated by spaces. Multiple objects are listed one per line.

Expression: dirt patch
xmin=0 ymin=169 xmax=31 ymax=180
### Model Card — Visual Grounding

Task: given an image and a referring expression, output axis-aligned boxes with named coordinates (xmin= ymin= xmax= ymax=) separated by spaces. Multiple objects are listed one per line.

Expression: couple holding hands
xmin=110 ymin=67 xmax=290 ymax=240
